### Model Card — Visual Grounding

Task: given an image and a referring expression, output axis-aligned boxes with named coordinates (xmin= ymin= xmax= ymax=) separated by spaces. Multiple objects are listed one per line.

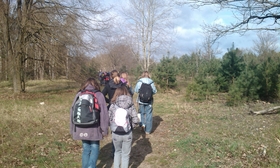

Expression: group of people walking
xmin=70 ymin=70 xmax=157 ymax=168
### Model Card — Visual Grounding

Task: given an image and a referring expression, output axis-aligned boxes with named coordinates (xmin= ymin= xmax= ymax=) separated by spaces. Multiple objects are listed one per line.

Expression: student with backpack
xmin=70 ymin=78 xmax=109 ymax=168
xmin=109 ymin=86 xmax=139 ymax=168
xmin=102 ymin=69 xmax=125 ymax=158
xmin=134 ymin=71 xmax=157 ymax=134
xmin=102 ymin=70 xmax=125 ymax=108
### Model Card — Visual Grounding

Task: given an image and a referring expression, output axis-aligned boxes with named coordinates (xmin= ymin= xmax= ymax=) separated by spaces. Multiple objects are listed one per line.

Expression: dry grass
xmin=0 ymin=80 xmax=280 ymax=168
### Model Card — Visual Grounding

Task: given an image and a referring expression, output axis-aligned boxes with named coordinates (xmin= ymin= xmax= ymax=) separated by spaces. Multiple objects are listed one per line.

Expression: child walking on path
xmin=109 ymin=86 xmax=139 ymax=168
xmin=70 ymin=77 xmax=109 ymax=168
xmin=102 ymin=69 xmax=125 ymax=158
xmin=102 ymin=70 xmax=125 ymax=108
xmin=134 ymin=71 xmax=157 ymax=134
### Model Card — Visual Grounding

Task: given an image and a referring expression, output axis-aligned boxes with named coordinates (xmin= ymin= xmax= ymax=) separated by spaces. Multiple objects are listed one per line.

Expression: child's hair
xmin=120 ymin=72 xmax=130 ymax=86
xmin=140 ymin=71 xmax=150 ymax=78
xmin=120 ymin=72 xmax=128 ymax=79
xmin=111 ymin=86 xmax=130 ymax=103
xmin=80 ymin=77 xmax=100 ymax=91
xmin=111 ymin=70 xmax=120 ymax=84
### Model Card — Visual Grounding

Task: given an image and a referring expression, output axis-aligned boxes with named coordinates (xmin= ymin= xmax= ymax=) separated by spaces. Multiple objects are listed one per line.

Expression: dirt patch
xmin=97 ymin=115 xmax=173 ymax=168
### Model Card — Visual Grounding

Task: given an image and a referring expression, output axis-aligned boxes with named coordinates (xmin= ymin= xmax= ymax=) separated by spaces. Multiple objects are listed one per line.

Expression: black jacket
xmin=102 ymin=79 xmax=125 ymax=104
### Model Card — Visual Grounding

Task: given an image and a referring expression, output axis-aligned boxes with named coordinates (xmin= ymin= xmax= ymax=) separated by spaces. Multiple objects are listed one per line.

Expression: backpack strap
xmin=81 ymin=89 xmax=99 ymax=93
xmin=115 ymin=103 xmax=133 ymax=111
xmin=81 ymin=89 xmax=100 ymax=111
xmin=139 ymin=80 xmax=153 ymax=85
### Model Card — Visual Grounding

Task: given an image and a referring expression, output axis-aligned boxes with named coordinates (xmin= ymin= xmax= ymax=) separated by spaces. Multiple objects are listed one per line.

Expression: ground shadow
xmin=97 ymin=115 xmax=163 ymax=168
xmin=96 ymin=142 xmax=113 ymax=168
xmin=151 ymin=115 xmax=163 ymax=133
xmin=129 ymin=115 xmax=163 ymax=167
xmin=129 ymin=134 xmax=152 ymax=168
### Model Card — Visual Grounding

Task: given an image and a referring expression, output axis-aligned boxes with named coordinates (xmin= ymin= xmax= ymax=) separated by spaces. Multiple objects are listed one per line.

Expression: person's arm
xmin=129 ymin=105 xmax=140 ymax=128
xmin=129 ymin=86 xmax=134 ymax=96
xmin=134 ymin=81 xmax=141 ymax=93
xmin=101 ymin=84 xmax=110 ymax=103
xmin=151 ymin=82 xmax=157 ymax=94
xmin=97 ymin=92 xmax=109 ymax=136
xmin=108 ymin=104 xmax=115 ymax=122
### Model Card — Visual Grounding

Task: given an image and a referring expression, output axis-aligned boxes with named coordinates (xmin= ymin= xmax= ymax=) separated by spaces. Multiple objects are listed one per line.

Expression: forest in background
xmin=1 ymin=0 xmax=280 ymax=106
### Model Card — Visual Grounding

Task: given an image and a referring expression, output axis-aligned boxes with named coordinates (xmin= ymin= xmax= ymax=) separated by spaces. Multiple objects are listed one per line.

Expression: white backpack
xmin=110 ymin=105 xmax=131 ymax=133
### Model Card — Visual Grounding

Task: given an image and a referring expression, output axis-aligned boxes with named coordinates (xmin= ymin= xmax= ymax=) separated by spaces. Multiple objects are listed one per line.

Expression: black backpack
xmin=138 ymin=82 xmax=153 ymax=103
xmin=72 ymin=90 xmax=100 ymax=127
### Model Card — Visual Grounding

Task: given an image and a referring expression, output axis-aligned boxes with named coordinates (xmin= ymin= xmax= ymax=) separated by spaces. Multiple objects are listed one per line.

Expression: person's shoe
xmin=141 ymin=125 xmax=145 ymax=131
xmin=145 ymin=132 xmax=150 ymax=135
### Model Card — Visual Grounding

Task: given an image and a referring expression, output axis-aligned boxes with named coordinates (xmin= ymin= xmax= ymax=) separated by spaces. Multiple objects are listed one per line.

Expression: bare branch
xmin=250 ymin=106 xmax=280 ymax=115
xmin=176 ymin=0 xmax=280 ymax=42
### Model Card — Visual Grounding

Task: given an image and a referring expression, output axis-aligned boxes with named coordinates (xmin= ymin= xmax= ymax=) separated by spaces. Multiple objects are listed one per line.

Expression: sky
xmin=102 ymin=0 xmax=280 ymax=58
xmin=171 ymin=4 xmax=260 ymax=57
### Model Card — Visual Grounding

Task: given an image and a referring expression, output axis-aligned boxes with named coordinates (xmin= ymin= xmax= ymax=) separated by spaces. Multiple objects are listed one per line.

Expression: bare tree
xmin=200 ymin=33 xmax=221 ymax=60
xmin=0 ymin=0 xmax=9 ymax=81
xmin=122 ymin=0 xmax=175 ymax=71
xmin=95 ymin=38 xmax=138 ymax=72
xmin=253 ymin=32 xmax=278 ymax=56
xmin=176 ymin=0 xmax=280 ymax=41
xmin=0 ymin=0 xmax=110 ymax=93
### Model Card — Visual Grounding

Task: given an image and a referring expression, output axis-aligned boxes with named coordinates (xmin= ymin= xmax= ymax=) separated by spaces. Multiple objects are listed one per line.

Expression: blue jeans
xmin=82 ymin=140 xmax=100 ymax=168
xmin=112 ymin=131 xmax=132 ymax=168
xmin=139 ymin=103 xmax=153 ymax=133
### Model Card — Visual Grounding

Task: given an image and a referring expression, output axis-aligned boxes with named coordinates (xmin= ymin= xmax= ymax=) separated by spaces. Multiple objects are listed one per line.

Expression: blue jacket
xmin=134 ymin=77 xmax=157 ymax=104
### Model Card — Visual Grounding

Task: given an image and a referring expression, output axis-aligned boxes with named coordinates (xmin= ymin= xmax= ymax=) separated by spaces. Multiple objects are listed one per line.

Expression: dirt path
xmin=97 ymin=115 xmax=171 ymax=168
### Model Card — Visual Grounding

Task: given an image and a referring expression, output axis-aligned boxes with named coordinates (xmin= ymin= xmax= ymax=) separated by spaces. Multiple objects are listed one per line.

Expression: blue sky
xmin=171 ymin=4 xmax=268 ymax=57
xmin=102 ymin=0 xmax=279 ymax=58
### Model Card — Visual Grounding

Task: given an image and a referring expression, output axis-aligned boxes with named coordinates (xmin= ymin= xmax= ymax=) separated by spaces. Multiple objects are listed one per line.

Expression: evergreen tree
xmin=216 ymin=44 xmax=245 ymax=92
xmin=186 ymin=57 xmax=220 ymax=101
xmin=178 ymin=54 xmax=191 ymax=79
xmin=186 ymin=75 xmax=218 ymax=101
xmin=198 ymin=58 xmax=221 ymax=77
xmin=257 ymin=56 xmax=279 ymax=101
xmin=153 ymin=56 xmax=178 ymax=90
xmin=177 ymin=53 xmax=200 ymax=80
xmin=227 ymin=60 xmax=260 ymax=105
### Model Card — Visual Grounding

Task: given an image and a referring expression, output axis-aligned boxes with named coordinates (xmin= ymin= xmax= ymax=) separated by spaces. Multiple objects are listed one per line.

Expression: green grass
xmin=0 ymin=79 xmax=280 ymax=168
xmin=0 ymin=80 xmax=80 ymax=168
xmin=167 ymin=99 xmax=280 ymax=168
